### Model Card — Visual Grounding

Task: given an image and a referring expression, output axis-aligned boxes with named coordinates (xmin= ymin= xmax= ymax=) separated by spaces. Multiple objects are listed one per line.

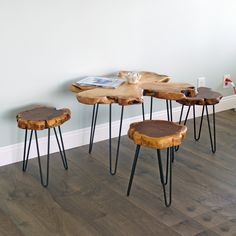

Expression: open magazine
xmin=76 ymin=76 xmax=125 ymax=89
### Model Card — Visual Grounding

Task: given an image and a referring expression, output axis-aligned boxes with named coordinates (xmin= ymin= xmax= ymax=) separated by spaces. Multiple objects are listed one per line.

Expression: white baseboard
xmin=0 ymin=95 xmax=235 ymax=167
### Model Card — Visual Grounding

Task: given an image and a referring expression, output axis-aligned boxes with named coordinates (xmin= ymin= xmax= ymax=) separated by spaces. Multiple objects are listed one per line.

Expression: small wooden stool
xmin=16 ymin=106 xmax=71 ymax=187
xmin=127 ymin=120 xmax=187 ymax=207
xmin=176 ymin=87 xmax=222 ymax=153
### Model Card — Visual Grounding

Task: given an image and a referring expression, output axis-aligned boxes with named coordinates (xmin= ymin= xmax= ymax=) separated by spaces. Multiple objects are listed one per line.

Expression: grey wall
xmin=1 ymin=0 xmax=236 ymax=147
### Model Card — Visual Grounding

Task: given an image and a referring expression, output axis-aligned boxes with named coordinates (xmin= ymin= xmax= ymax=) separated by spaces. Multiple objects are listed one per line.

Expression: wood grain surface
xmin=142 ymin=82 xmax=196 ymax=100
xmin=70 ymin=71 xmax=171 ymax=105
xmin=70 ymin=71 xmax=197 ymax=105
xmin=17 ymin=106 xmax=71 ymax=130
xmin=177 ymin=87 xmax=223 ymax=106
xmin=128 ymin=120 xmax=187 ymax=149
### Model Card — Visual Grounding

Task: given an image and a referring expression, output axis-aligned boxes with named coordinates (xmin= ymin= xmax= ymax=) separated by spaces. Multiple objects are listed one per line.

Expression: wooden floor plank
xmin=0 ymin=109 xmax=235 ymax=235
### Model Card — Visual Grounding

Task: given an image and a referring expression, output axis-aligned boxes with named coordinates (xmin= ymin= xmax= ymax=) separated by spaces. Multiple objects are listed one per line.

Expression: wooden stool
xmin=176 ymin=87 xmax=222 ymax=153
xmin=16 ymin=106 xmax=71 ymax=187
xmin=127 ymin=120 xmax=187 ymax=207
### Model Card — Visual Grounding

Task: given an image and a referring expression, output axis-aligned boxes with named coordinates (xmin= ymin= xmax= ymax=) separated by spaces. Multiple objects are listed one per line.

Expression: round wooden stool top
xmin=128 ymin=120 xmax=187 ymax=149
xmin=177 ymin=87 xmax=223 ymax=106
xmin=16 ymin=106 xmax=71 ymax=130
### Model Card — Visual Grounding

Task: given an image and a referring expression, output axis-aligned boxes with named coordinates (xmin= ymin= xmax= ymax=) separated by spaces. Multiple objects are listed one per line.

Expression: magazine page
xmin=76 ymin=76 xmax=125 ymax=88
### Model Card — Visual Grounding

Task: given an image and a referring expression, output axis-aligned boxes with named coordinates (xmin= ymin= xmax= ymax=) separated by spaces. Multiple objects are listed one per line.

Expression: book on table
xmin=76 ymin=76 xmax=125 ymax=89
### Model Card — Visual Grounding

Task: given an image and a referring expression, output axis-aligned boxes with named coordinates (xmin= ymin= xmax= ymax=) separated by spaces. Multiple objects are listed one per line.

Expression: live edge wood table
xmin=70 ymin=71 xmax=196 ymax=175
xmin=176 ymin=87 xmax=223 ymax=153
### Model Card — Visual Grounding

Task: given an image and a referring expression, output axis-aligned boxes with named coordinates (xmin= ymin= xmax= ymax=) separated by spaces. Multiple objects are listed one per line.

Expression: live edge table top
xmin=70 ymin=71 xmax=197 ymax=106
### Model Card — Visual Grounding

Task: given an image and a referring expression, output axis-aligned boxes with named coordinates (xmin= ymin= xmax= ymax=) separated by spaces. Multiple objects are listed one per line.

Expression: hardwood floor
xmin=0 ymin=109 xmax=236 ymax=236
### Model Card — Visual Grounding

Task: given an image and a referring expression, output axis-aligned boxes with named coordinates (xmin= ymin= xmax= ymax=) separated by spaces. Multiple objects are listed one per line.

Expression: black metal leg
xmin=89 ymin=105 xmax=95 ymax=153
xmin=22 ymin=129 xmax=28 ymax=171
xmin=175 ymin=105 xmax=184 ymax=152
xmin=89 ymin=104 xmax=99 ymax=154
xmin=127 ymin=145 xmax=141 ymax=196
xmin=150 ymin=97 xmax=153 ymax=120
xmin=175 ymin=105 xmax=191 ymax=152
xmin=163 ymin=148 xmax=170 ymax=184
xmin=174 ymin=145 xmax=180 ymax=152
xmin=180 ymin=104 xmax=217 ymax=153
xmin=206 ymin=105 xmax=216 ymax=153
xmin=183 ymin=105 xmax=191 ymax=125
xmin=166 ymin=100 xmax=169 ymax=121
xmin=22 ymin=129 xmax=33 ymax=172
xmin=35 ymin=129 xmax=50 ymax=187
xmin=141 ymin=103 xmax=145 ymax=121
xmin=157 ymin=147 xmax=173 ymax=207
xmin=179 ymin=104 xmax=191 ymax=125
xmin=53 ymin=126 xmax=68 ymax=169
xmin=165 ymin=100 xmax=175 ymax=161
xmin=178 ymin=105 xmax=184 ymax=124
xmin=109 ymin=104 xmax=124 ymax=175
xmin=193 ymin=104 xmax=205 ymax=141
xmin=166 ymin=100 xmax=173 ymax=121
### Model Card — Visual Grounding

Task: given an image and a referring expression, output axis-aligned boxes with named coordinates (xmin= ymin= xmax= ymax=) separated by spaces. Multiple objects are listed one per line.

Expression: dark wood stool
xmin=16 ymin=106 xmax=71 ymax=187
xmin=127 ymin=120 xmax=187 ymax=207
xmin=176 ymin=87 xmax=222 ymax=153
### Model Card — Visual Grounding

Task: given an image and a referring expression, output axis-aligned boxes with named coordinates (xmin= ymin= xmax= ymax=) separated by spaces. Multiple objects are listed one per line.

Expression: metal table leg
xmin=109 ymin=104 xmax=124 ymax=175
xmin=206 ymin=105 xmax=216 ymax=153
xmin=150 ymin=97 xmax=153 ymax=120
xmin=178 ymin=104 xmax=217 ymax=153
xmin=89 ymin=104 xmax=99 ymax=154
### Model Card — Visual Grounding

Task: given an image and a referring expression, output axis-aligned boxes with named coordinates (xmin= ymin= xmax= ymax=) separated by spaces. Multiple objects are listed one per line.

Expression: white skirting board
xmin=0 ymin=95 xmax=235 ymax=167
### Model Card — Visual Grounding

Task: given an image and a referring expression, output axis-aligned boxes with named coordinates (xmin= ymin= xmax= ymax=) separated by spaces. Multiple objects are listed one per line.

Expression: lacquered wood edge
xmin=143 ymin=91 xmax=190 ymax=100
xmin=128 ymin=122 xmax=187 ymax=149
xmin=142 ymin=83 xmax=197 ymax=100
xmin=176 ymin=87 xmax=223 ymax=105
xmin=177 ymin=95 xmax=223 ymax=106
xmin=70 ymin=70 xmax=171 ymax=95
xmin=17 ymin=108 xmax=71 ymax=130
xmin=76 ymin=93 xmax=144 ymax=106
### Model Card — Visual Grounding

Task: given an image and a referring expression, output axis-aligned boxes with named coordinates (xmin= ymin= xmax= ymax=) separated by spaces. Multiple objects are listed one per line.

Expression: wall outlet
xmin=223 ymin=74 xmax=231 ymax=88
xmin=197 ymin=77 xmax=206 ymax=88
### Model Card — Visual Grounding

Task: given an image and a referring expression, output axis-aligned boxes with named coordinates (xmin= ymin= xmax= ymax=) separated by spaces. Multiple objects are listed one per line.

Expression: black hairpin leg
xmin=127 ymin=145 xmax=141 ymax=196
xmin=179 ymin=104 xmax=216 ymax=153
xmin=141 ymin=103 xmax=145 ymax=121
xmin=22 ymin=129 xmax=33 ymax=171
xmin=163 ymin=148 xmax=171 ymax=183
xmin=175 ymin=105 xmax=191 ymax=152
xmin=150 ymin=97 xmax=153 ymax=120
xmin=127 ymin=145 xmax=173 ymax=207
xmin=165 ymin=100 xmax=175 ymax=162
xmin=89 ymin=104 xmax=99 ymax=154
xmin=35 ymin=129 xmax=50 ymax=187
xmin=157 ymin=147 xmax=173 ymax=207
xmin=206 ymin=105 xmax=216 ymax=153
xmin=53 ymin=126 xmax=68 ymax=169
xmin=179 ymin=104 xmax=191 ymax=126
xmin=166 ymin=100 xmax=173 ymax=121
xmin=178 ymin=104 xmax=184 ymax=125
xmin=193 ymin=104 xmax=205 ymax=141
xmin=109 ymin=104 xmax=124 ymax=175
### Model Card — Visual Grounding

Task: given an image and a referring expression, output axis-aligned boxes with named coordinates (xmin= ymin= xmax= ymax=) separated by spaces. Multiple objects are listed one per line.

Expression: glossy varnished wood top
xmin=128 ymin=120 xmax=187 ymax=149
xmin=17 ymin=106 xmax=71 ymax=130
xmin=177 ymin=87 xmax=223 ymax=106
xmin=70 ymin=71 xmax=170 ymax=105
xmin=70 ymin=71 xmax=196 ymax=105
xmin=142 ymin=82 xmax=196 ymax=100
